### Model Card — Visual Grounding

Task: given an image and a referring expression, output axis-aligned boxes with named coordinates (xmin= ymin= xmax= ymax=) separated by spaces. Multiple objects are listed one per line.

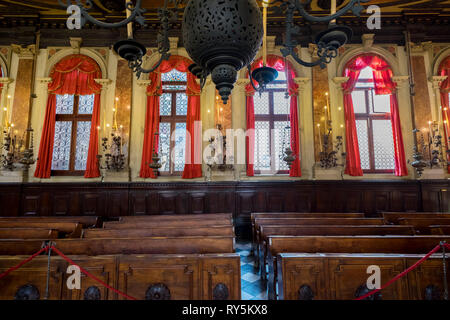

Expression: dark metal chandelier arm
xmin=280 ymin=46 xmax=327 ymax=68
xmin=292 ymin=0 xmax=369 ymax=23
xmin=247 ymin=64 xmax=262 ymax=94
xmin=133 ymin=52 xmax=171 ymax=79
xmin=59 ymin=0 xmax=146 ymax=28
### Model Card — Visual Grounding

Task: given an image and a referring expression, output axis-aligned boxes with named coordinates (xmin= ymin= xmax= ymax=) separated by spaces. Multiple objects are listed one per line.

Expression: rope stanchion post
xmin=43 ymin=241 xmax=55 ymax=300
xmin=441 ymin=241 xmax=448 ymax=300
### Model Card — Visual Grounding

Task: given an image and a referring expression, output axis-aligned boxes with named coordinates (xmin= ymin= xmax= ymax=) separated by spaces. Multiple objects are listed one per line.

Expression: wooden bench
xmin=250 ymin=213 xmax=365 ymax=255
xmin=266 ymin=235 xmax=450 ymax=299
xmin=277 ymin=253 xmax=448 ymax=300
xmin=383 ymin=212 xmax=450 ymax=224
xmin=82 ymin=226 xmax=235 ymax=238
xmin=253 ymin=218 xmax=385 ymax=261
xmin=257 ymin=225 xmax=416 ymax=280
xmin=104 ymin=219 xmax=232 ymax=229
xmin=0 ymin=253 xmax=241 ymax=300
xmin=120 ymin=213 xmax=233 ymax=222
xmin=0 ymin=216 xmax=101 ymax=228
xmin=430 ymin=225 xmax=450 ymax=235
xmin=0 ymin=236 xmax=235 ymax=255
xmin=0 ymin=228 xmax=59 ymax=239
xmin=0 ymin=222 xmax=82 ymax=238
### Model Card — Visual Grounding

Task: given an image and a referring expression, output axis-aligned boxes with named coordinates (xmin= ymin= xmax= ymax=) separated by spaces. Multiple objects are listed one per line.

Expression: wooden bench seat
xmin=0 ymin=253 xmax=241 ymax=300
xmin=82 ymin=226 xmax=234 ymax=238
xmin=120 ymin=213 xmax=232 ymax=222
xmin=277 ymin=253 xmax=448 ymax=300
xmin=256 ymin=225 xmax=416 ymax=279
xmin=0 ymin=236 xmax=235 ymax=255
xmin=0 ymin=216 xmax=101 ymax=228
xmin=266 ymin=235 xmax=450 ymax=299
xmin=0 ymin=228 xmax=59 ymax=239
xmin=250 ymin=213 xmax=365 ymax=254
xmin=430 ymin=225 xmax=450 ymax=235
xmin=104 ymin=219 xmax=232 ymax=229
xmin=383 ymin=212 xmax=450 ymax=224
xmin=397 ymin=218 xmax=450 ymax=227
xmin=0 ymin=222 xmax=82 ymax=237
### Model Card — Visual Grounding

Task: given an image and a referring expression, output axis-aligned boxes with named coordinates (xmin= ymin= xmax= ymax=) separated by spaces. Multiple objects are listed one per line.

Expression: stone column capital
xmin=392 ymin=76 xmax=410 ymax=89
xmin=294 ymin=77 xmax=310 ymax=92
xmin=94 ymin=78 xmax=113 ymax=90
xmin=136 ymin=79 xmax=152 ymax=88
xmin=429 ymin=75 xmax=448 ymax=90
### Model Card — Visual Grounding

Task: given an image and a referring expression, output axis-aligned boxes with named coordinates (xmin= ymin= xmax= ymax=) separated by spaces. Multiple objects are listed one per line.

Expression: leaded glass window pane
xmin=162 ymin=84 xmax=187 ymax=91
xmin=51 ymin=121 xmax=72 ymax=170
xmin=74 ymin=121 xmax=91 ymax=170
xmin=273 ymin=92 xmax=290 ymax=115
xmin=56 ymin=94 xmax=74 ymax=114
xmin=267 ymin=71 xmax=288 ymax=89
xmin=372 ymin=92 xmax=391 ymax=113
xmin=160 ymin=93 xmax=172 ymax=116
xmin=351 ymin=91 xmax=367 ymax=114
xmin=162 ymin=69 xmax=187 ymax=82
xmin=359 ymin=67 xmax=373 ymax=79
xmin=254 ymin=121 xmax=271 ymax=171
xmin=176 ymin=93 xmax=188 ymax=115
xmin=274 ymin=121 xmax=290 ymax=171
xmin=373 ymin=120 xmax=395 ymax=170
xmin=174 ymin=122 xmax=186 ymax=172
xmin=355 ymin=119 xmax=370 ymax=170
xmin=78 ymin=94 xmax=95 ymax=114
xmin=158 ymin=122 xmax=171 ymax=172
xmin=254 ymin=92 xmax=269 ymax=115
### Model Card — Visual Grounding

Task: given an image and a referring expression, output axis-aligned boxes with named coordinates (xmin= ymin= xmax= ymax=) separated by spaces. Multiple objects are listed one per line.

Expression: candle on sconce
xmin=317 ymin=123 xmax=322 ymax=151
xmin=113 ymin=97 xmax=119 ymax=131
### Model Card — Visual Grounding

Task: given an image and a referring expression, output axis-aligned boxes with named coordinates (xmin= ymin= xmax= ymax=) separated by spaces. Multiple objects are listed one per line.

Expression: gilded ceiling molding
xmin=11 ymin=44 xmax=35 ymax=59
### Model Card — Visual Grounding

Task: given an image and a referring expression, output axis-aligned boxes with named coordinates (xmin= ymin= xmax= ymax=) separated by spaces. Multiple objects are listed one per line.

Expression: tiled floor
xmin=236 ymin=241 xmax=268 ymax=300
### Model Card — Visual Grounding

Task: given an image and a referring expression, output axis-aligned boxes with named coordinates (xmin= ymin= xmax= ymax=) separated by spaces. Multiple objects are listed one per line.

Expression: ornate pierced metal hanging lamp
xmin=60 ymin=0 xmax=369 ymax=102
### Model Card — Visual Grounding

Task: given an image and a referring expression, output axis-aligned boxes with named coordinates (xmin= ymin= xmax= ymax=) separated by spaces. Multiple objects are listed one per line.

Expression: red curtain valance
xmin=140 ymin=55 xmax=202 ymax=179
xmin=49 ymin=54 xmax=102 ymax=95
xmin=34 ymin=54 xmax=102 ymax=179
xmin=245 ymin=54 xmax=301 ymax=177
xmin=440 ymin=56 xmax=450 ymax=93
xmin=342 ymin=54 xmax=407 ymax=177
xmin=343 ymin=54 xmax=396 ymax=95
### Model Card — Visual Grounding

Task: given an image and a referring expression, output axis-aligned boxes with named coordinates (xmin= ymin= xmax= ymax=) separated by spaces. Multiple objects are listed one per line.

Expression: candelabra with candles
xmin=97 ymin=97 xmax=126 ymax=172
xmin=148 ymin=132 xmax=162 ymax=177
xmin=316 ymin=92 xmax=346 ymax=169
xmin=409 ymin=121 xmax=449 ymax=177
xmin=0 ymin=126 xmax=35 ymax=171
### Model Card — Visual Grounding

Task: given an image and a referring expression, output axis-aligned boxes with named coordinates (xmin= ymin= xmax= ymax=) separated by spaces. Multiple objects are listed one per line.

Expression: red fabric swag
xmin=342 ymin=54 xmax=408 ymax=176
xmin=34 ymin=54 xmax=102 ymax=178
xmin=245 ymin=55 xmax=301 ymax=176
xmin=439 ymin=56 xmax=450 ymax=173
xmin=140 ymin=55 xmax=202 ymax=179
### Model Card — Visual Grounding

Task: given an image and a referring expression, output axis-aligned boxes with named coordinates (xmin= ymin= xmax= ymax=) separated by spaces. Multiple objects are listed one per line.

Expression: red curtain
xmin=34 ymin=54 xmax=102 ymax=178
xmin=245 ymin=55 xmax=301 ymax=176
xmin=439 ymin=56 xmax=450 ymax=173
xmin=0 ymin=66 xmax=3 ymax=102
xmin=342 ymin=54 xmax=408 ymax=176
xmin=140 ymin=55 xmax=202 ymax=179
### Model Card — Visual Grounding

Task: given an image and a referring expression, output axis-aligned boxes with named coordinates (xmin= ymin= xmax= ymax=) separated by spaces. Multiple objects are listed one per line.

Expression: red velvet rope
xmin=355 ymin=243 xmax=450 ymax=300
xmin=50 ymin=246 xmax=137 ymax=300
xmin=0 ymin=246 xmax=47 ymax=280
xmin=0 ymin=245 xmax=137 ymax=300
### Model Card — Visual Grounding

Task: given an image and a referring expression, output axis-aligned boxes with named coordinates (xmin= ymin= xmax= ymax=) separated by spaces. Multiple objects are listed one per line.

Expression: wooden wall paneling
xmin=129 ymin=190 xmax=147 ymax=216
xmin=0 ymin=184 xmax=21 ymax=216
xmin=189 ymin=192 xmax=207 ymax=214
xmin=421 ymin=181 xmax=450 ymax=212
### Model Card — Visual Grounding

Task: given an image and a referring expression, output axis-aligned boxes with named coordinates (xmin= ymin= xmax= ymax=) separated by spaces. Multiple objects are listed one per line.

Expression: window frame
xmin=254 ymin=79 xmax=290 ymax=175
xmin=158 ymin=78 xmax=187 ymax=176
xmin=353 ymin=78 xmax=394 ymax=174
xmin=51 ymin=94 xmax=93 ymax=176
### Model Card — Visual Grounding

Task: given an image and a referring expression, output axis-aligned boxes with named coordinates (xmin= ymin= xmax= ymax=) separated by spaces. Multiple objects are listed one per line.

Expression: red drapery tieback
xmin=140 ymin=55 xmax=202 ymax=179
xmin=245 ymin=55 xmax=301 ymax=177
xmin=34 ymin=54 xmax=102 ymax=179
xmin=439 ymin=56 xmax=450 ymax=173
xmin=342 ymin=54 xmax=408 ymax=177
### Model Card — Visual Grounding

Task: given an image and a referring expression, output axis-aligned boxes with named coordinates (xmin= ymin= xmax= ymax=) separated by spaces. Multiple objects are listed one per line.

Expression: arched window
xmin=352 ymin=66 xmax=394 ymax=173
xmin=246 ymin=55 xmax=301 ymax=177
xmin=34 ymin=54 xmax=102 ymax=179
xmin=158 ymin=69 xmax=188 ymax=175
xmin=342 ymin=54 xmax=407 ymax=177
xmin=253 ymin=71 xmax=291 ymax=174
